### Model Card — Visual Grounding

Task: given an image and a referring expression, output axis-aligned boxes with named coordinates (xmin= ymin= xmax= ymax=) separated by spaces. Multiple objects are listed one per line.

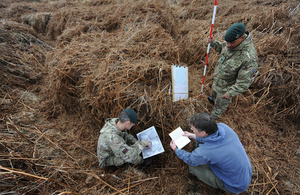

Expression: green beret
xmin=224 ymin=23 xmax=245 ymax=42
xmin=124 ymin=108 xmax=137 ymax=124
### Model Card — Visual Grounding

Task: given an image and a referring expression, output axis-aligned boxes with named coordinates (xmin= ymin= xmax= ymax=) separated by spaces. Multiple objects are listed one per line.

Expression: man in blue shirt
xmin=170 ymin=113 xmax=252 ymax=194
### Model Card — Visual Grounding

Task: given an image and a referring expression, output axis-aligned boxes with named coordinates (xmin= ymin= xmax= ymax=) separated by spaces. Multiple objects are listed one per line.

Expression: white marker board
xmin=171 ymin=65 xmax=188 ymax=102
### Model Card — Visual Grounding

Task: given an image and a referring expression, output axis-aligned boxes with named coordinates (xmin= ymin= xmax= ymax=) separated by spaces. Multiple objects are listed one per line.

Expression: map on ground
xmin=136 ymin=126 xmax=165 ymax=159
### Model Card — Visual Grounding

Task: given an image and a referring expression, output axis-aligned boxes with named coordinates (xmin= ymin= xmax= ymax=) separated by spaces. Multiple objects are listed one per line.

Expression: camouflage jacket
xmin=97 ymin=118 xmax=147 ymax=168
xmin=211 ymin=31 xmax=258 ymax=97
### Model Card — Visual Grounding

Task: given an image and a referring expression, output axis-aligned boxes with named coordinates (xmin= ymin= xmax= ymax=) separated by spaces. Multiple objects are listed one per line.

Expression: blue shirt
xmin=175 ymin=123 xmax=252 ymax=193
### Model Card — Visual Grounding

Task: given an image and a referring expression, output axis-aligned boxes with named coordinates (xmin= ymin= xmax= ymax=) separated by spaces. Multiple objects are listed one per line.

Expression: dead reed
xmin=1 ymin=0 xmax=300 ymax=194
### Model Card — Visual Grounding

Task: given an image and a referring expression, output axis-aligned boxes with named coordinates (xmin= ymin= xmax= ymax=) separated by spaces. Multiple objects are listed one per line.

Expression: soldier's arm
xmin=108 ymin=134 xmax=148 ymax=164
xmin=123 ymin=132 xmax=138 ymax=145
xmin=226 ymin=60 xmax=258 ymax=98
xmin=211 ymin=40 xmax=226 ymax=53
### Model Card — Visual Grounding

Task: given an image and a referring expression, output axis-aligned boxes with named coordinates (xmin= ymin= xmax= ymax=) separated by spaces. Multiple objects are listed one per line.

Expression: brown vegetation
xmin=0 ymin=0 xmax=300 ymax=194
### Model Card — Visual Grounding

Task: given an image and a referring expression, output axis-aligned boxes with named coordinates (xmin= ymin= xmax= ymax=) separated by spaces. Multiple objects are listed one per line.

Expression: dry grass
xmin=1 ymin=0 xmax=300 ymax=194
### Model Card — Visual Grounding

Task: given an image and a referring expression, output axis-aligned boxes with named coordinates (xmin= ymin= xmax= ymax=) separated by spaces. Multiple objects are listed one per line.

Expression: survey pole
xmin=200 ymin=0 xmax=218 ymax=99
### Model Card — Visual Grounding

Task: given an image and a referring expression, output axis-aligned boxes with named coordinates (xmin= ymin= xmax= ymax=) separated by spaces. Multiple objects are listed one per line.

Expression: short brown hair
xmin=188 ymin=113 xmax=218 ymax=135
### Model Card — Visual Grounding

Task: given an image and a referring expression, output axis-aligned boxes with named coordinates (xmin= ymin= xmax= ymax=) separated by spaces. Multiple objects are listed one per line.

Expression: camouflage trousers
xmin=211 ymin=88 xmax=231 ymax=119
xmin=99 ymin=156 xmax=125 ymax=168
xmin=99 ymin=155 xmax=143 ymax=168
xmin=188 ymin=164 xmax=233 ymax=194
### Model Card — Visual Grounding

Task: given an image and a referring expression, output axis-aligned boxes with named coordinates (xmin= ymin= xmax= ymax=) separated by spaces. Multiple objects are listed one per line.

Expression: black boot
xmin=208 ymin=97 xmax=214 ymax=105
xmin=139 ymin=158 xmax=153 ymax=167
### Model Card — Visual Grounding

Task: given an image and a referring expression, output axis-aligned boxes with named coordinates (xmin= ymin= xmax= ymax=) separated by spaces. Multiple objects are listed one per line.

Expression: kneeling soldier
xmin=97 ymin=108 xmax=151 ymax=168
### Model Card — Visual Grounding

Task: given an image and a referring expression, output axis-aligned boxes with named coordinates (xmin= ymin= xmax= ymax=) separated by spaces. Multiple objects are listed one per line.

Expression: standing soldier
xmin=97 ymin=108 xmax=151 ymax=168
xmin=207 ymin=23 xmax=258 ymax=118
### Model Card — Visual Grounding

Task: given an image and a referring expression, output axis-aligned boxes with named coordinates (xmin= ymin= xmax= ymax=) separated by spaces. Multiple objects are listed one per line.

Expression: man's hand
xmin=170 ymin=140 xmax=177 ymax=151
xmin=222 ymin=93 xmax=231 ymax=100
xmin=207 ymin=36 xmax=214 ymax=44
xmin=183 ymin=131 xmax=196 ymax=139
xmin=145 ymin=141 xmax=152 ymax=148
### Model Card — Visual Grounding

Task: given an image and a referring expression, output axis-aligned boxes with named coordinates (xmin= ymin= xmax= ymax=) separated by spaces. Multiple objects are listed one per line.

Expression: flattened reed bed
xmin=1 ymin=0 xmax=300 ymax=194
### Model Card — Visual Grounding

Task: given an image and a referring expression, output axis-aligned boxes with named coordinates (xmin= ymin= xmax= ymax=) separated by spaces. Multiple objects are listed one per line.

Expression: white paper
xmin=171 ymin=65 xmax=188 ymax=102
xmin=136 ymin=126 xmax=165 ymax=159
xmin=169 ymin=127 xmax=191 ymax=149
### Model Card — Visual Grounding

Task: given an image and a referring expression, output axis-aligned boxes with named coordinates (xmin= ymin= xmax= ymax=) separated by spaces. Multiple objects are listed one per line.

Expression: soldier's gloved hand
xmin=145 ymin=140 xmax=152 ymax=148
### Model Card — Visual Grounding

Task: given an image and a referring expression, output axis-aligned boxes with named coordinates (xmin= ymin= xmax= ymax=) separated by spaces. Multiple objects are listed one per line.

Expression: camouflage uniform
xmin=210 ymin=31 xmax=258 ymax=118
xmin=97 ymin=118 xmax=147 ymax=168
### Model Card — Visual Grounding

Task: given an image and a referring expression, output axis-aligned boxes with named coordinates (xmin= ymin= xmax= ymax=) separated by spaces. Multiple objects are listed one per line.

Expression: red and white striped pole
xmin=200 ymin=0 xmax=218 ymax=99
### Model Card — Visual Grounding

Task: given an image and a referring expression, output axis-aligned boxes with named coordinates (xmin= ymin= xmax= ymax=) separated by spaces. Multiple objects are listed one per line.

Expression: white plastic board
xmin=171 ymin=65 xmax=189 ymax=102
